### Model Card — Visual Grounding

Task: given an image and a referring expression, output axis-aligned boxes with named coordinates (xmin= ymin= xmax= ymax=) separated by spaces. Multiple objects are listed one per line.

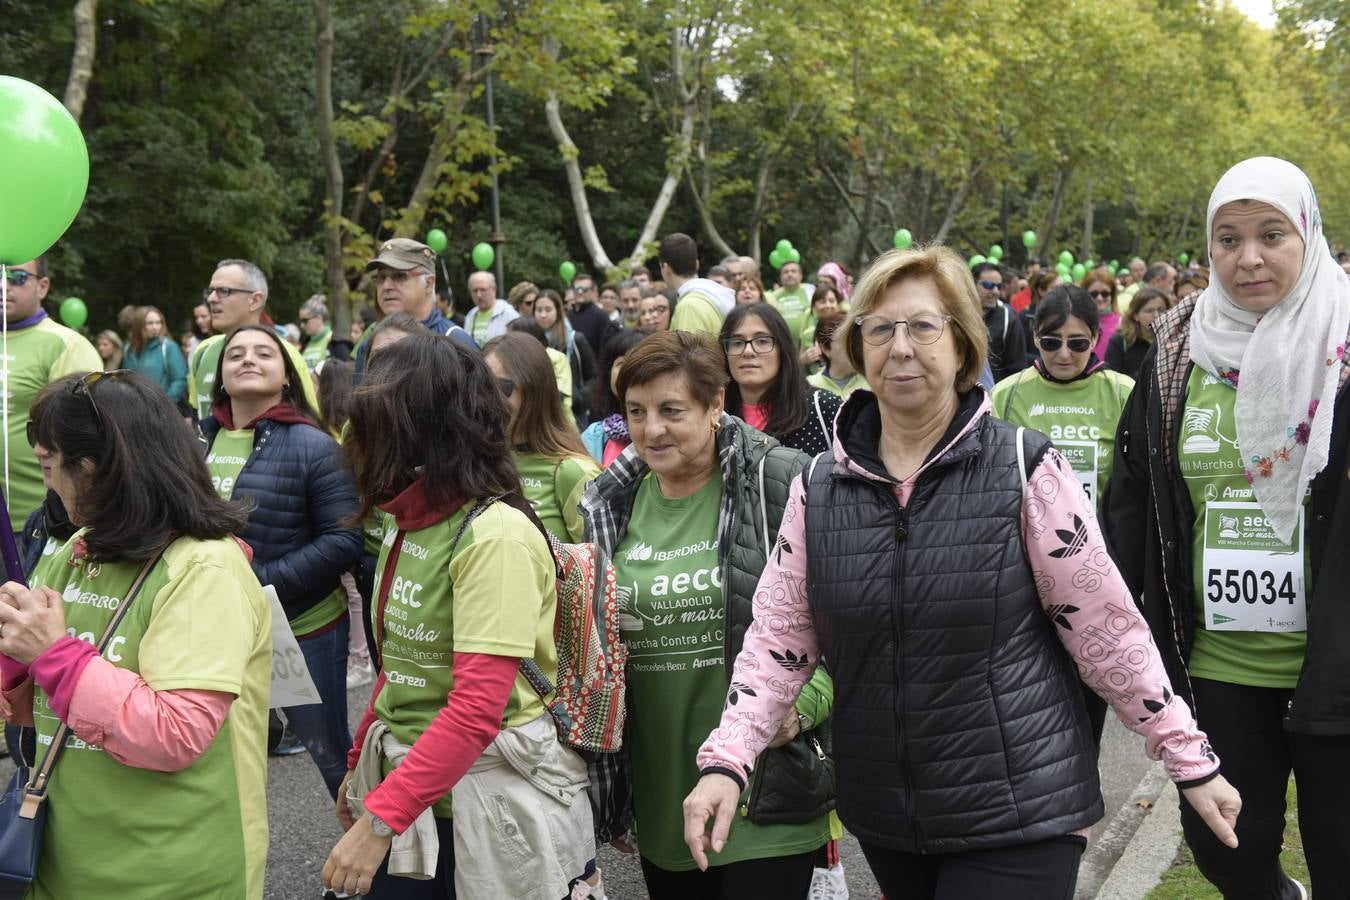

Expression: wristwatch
xmin=368 ymin=814 xmax=394 ymax=838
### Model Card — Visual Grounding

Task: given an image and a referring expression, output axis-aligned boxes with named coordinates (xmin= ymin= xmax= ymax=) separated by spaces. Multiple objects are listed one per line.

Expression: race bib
xmin=1200 ymin=502 xmax=1306 ymax=632
xmin=1057 ymin=440 xmax=1098 ymax=505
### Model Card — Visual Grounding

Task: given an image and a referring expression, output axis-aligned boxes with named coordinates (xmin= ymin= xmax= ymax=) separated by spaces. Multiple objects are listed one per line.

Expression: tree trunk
xmin=313 ymin=0 xmax=348 ymax=331
xmin=545 ymin=94 xmax=615 ymax=272
xmin=933 ymin=162 xmax=984 ymax=244
xmin=63 ymin=0 xmax=99 ymax=123
xmin=1039 ymin=166 xmax=1072 ymax=259
xmin=1080 ymin=176 xmax=1095 ymax=262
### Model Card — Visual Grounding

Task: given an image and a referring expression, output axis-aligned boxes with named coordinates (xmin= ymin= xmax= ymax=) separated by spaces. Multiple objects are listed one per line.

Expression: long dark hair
xmin=317 ymin=359 xmax=355 ymax=437
xmin=30 ymin=372 xmax=250 ymax=561
xmin=211 ymin=325 xmax=324 ymax=427
xmin=345 ymin=334 xmax=519 ymax=520
xmin=719 ymin=303 xmax=808 ymax=437
xmin=482 ymin=334 xmax=588 ymax=461
xmin=593 ymin=329 xmax=646 ymax=418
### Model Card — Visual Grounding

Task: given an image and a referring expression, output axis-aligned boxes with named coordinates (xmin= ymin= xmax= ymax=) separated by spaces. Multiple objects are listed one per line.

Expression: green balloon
xmin=59 ymin=296 xmax=87 ymax=329
xmin=1083 ymin=259 xmax=1096 ymax=271
xmin=1071 ymin=263 xmax=1087 ymax=281
xmin=893 ymin=228 xmax=913 ymax=250
xmin=988 ymin=244 xmax=1003 ymax=261
xmin=1022 ymin=230 xmax=1038 ymax=249
xmin=775 ymin=239 xmax=793 ymax=256
xmin=969 ymin=254 xmax=987 ymax=268
xmin=787 ymin=248 xmax=800 ymax=264
xmin=425 ymin=228 xmax=448 ymax=253
xmin=1058 ymin=250 xmax=1075 ymax=268
xmin=559 ymin=261 xmax=577 ymax=283
xmin=1107 ymin=262 xmax=1119 ymax=275
xmin=471 ymin=242 xmax=494 ymax=271
xmin=1178 ymin=252 xmax=1190 ymax=265
xmin=1056 ymin=263 xmax=1071 ymax=277
xmin=769 ymin=249 xmax=784 ymax=269
xmin=0 ymin=77 xmax=90 ymax=265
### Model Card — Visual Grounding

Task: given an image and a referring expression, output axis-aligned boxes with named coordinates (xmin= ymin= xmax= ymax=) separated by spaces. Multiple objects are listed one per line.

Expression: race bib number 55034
xmin=1201 ymin=502 xmax=1306 ymax=633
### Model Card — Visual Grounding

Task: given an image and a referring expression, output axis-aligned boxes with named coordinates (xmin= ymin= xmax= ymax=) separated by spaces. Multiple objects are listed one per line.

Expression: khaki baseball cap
xmin=366 ymin=238 xmax=436 ymax=274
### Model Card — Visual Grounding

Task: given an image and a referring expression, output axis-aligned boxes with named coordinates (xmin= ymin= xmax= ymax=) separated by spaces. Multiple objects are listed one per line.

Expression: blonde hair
xmin=844 ymin=246 xmax=988 ymax=391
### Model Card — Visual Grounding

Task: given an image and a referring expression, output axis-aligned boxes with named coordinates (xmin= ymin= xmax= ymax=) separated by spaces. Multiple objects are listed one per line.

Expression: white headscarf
xmin=1189 ymin=156 xmax=1350 ymax=543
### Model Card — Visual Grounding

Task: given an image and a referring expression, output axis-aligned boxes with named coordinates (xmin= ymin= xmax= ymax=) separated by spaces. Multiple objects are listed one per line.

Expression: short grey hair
xmin=618 ymin=279 xmax=640 ymax=292
xmin=216 ymin=258 xmax=269 ymax=302
xmin=299 ymin=296 xmax=329 ymax=321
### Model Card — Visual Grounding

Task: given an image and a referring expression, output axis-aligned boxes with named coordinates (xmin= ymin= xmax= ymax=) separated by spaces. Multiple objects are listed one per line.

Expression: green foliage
xmin=8 ymin=0 xmax=1350 ymax=333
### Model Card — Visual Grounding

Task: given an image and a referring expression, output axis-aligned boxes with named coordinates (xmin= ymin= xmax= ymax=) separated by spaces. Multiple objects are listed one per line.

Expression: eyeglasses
xmin=3 ymin=269 xmax=36 ymax=287
xmin=1038 ymin=336 xmax=1093 ymax=353
xmin=574 ymin=284 xmax=596 ymax=294
xmin=1088 ymin=290 xmax=1113 ymax=299
xmin=28 ymin=370 xmax=129 ymax=446
xmin=723 ymin=335 xmax=777 ymax=356
xmin=855 ymin=314 xmax=952 ymax=346
xmin=495 ymin=377 xmax=515 ymax=398
xmin=641 ymin=305 xmax=669 ymax=317
xmin=377 ymin=270 xmax=416 ymax=285
xmin=202 ymin=286 xmax=253 ymax=301
xmin=978 ymin=280 xmax=1002 ymax=291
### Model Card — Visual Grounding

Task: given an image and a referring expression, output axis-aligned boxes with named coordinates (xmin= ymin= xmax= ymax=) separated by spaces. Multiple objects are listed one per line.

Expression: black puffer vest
xmin=803 ymin=390 xmax=1102 ymax=853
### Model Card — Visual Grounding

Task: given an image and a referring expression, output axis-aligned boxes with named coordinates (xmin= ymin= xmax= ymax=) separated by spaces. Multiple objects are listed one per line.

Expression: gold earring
xmin=710 ymin=420 xmax=721 ymax=434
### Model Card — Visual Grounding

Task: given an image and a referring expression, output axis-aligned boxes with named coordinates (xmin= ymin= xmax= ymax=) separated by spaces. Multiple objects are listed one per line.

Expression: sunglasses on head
xmin=27 ymin=370 xmax=129 ymax=447
xmin=1038 ymin=336 xmax=1093 ymax=353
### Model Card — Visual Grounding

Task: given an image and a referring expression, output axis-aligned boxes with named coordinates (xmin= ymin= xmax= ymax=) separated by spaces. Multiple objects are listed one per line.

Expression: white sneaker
xmin=1291 ymin=878 xmax=1308 ymax=900
xmin=346 ymin=661 xmax=374 ymax=689
xmin=808 ymin=863 xmax=849 ymax=900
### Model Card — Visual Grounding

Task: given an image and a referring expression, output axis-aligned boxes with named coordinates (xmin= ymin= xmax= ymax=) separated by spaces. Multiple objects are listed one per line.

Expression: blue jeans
xmin=284 ymin=619 xmax=352 ymax=799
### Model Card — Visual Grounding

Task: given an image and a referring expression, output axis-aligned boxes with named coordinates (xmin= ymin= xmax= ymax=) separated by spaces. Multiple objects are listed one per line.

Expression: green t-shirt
xmin=768 ymin=287 xmax=812 ymax=349
xmin=206 ymin=427 xmax=254 ymax=499
xmin=614 ymin=472 xmax=828 ymax=870
xmin=372 ymin=501 xmax=559 ymax=817
xmin=472 ymin=313 xmax=491 ymax=345
xmin=807 ymin=370 xmax=868 ymax=400
xmin=206 ymin=426 xmax=343 ymax=636
xmin=990 ymin=366 xmax=1133 ymax=509
xmin=669 ymin=291 xmax=723 ymax=338
xmin=302 ymin=326 xmax=332 ymax=370
xmin=363 ymin=510 xmax=388 ymax=557
xmin=1180 ymin=367 xmax=1308 ymax=688
xmin=515 ymin=451 xmax=600 ymax=543
xmin=2 ymin=318 xmax=103 ymax=530
xmin=188 ymin=333 xmax=319 ymax=421
xmin=29 ymin=532 xmax=271 ymax=900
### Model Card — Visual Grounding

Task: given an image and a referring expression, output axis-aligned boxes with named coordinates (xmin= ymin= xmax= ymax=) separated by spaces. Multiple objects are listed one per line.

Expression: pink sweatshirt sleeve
xmin=361 ymin=652 xmax=518 ymax=834
xmin=27 ymin=636 xmax=233 ymax=771
xmin=1024 ymin=449 xmax=1220 ymax=785
xmin=347 ymin=671 xmax=387 ymax=771
xmin=696 ymin=475 xmax=817 ymax=788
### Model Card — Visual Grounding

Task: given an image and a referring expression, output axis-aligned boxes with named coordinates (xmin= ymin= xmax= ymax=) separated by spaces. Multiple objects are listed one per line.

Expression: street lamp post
xmin=476 ymin=14 xmax=505 ymax=291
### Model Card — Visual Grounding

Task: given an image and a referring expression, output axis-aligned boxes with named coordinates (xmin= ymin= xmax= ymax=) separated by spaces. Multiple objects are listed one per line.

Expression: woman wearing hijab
xmin=1104 ymin=157 xmax=1350 ymax=899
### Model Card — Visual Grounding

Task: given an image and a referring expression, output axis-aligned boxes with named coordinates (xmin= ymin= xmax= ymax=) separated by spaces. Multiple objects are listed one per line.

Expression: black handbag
xmin=0 ymin=553 xmax=160 ymax=898
xmin=743 ymin=721 xmax=836 ymax=826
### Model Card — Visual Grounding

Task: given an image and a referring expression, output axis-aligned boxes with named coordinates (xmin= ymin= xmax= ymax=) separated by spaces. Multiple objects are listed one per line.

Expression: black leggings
xmin=860 ymin=836 xmax=1084 ymax=900
xmin=639 ymin=850 xmax=816 ymax=900
xmin=1180 ymin=677 xmax=1350 ymax=899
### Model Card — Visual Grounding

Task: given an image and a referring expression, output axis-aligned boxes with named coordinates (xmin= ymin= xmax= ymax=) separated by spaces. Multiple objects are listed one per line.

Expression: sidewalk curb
xmin=1076 ymin=763 xmax=1180 ymax=899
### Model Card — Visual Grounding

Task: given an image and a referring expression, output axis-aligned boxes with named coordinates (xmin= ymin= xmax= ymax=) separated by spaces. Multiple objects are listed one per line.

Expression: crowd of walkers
xmin=0 ymin=155 xmax=1346 ymax=899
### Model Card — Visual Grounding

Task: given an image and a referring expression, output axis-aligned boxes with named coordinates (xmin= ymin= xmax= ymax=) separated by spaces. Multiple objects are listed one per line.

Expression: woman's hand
xmin=800 ymin=346 xmax=822 ymax=366
xmin=322 ymin=813 xmax=392 ymax=896
xmin=0 ymin=583 xmax=67 ymax=665
xmin=1181 ymin=775 xmax=1241 ymax=848
xmin=767 ymin=707 xmax=801 ymax=748
xmin=335 ymin=770 xmax=356 ymax=831
xmin=682 ymin=773 xmax=742 ymax=871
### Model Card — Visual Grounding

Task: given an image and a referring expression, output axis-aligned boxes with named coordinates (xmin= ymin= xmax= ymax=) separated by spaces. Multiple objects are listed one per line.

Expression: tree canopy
xmin=7 ymin=0 xmax=1349 ymax=333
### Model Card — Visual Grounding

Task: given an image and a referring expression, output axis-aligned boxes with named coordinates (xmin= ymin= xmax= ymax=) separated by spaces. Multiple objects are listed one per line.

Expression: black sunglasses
xmin=1088 ymin=289 xmax=1113 ymax=299
xmin=1038 ymin=336 xmax=1093 ymax=353
xmin=28 ymin=370 xmax=129 ymax=447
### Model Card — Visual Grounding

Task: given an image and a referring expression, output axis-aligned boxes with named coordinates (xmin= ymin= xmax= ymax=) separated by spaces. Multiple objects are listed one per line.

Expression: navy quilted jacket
xmin=201 ymin=416 xmax=362 ymax=623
